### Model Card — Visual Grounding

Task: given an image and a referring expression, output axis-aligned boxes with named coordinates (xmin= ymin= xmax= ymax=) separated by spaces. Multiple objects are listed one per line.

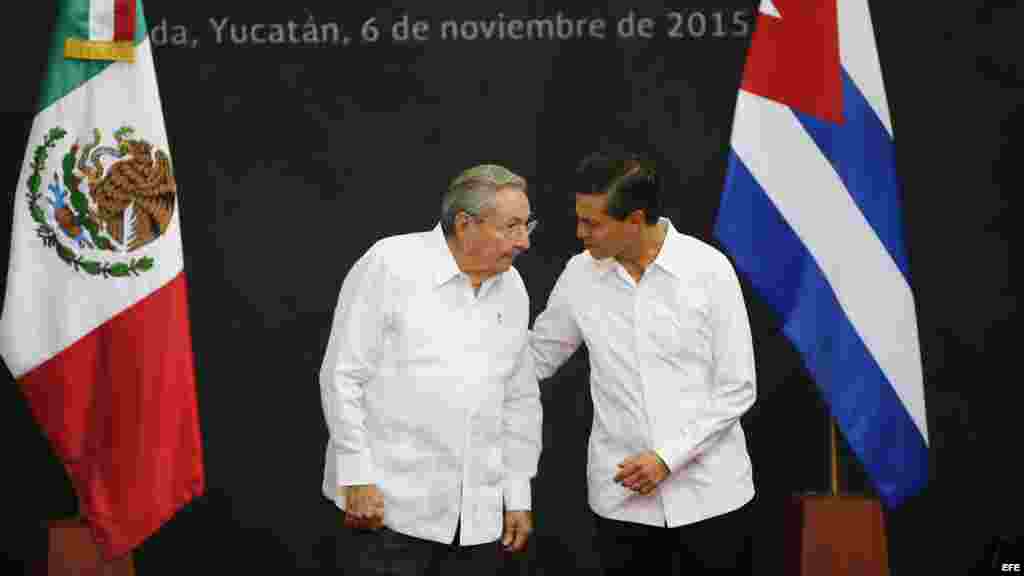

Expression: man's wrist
xmin=653 ymin=451 xmax=670 ymax=473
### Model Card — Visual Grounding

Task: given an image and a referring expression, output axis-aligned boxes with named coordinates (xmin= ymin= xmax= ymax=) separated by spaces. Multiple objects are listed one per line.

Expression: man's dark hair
xmin=574 ymin=152 xmax=661 ymax=225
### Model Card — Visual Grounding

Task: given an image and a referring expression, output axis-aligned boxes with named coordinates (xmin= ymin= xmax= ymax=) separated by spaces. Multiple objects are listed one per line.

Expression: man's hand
xmin=342 ymin=484 xmax=385 ymax=530
xmin=502 ymin=510 xmax=532 ymax=553
xmin=614 ymin=451 xmax=670 ymax=496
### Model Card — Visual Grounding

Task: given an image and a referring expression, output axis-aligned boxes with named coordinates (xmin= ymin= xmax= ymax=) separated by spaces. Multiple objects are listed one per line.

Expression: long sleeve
xmin=319 ymin=246 xmax=392 ymax=487
xmin=655 ymin=260 xmax=757 ymax=473
xmin=501 ymin=336 xmax=543 ymax=511
xmin=529 ymin=264 xmax=583 ymax=381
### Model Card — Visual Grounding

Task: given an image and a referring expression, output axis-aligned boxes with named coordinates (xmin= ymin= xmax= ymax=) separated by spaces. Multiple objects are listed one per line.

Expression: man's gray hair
xmin=441 ymin=164 xmax=527 ymax=236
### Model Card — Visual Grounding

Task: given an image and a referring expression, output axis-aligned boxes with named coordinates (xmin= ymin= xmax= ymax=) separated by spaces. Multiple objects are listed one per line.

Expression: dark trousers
xmin=338 ymin=521 xmax=503 ymax=576
xmin=593 ymin=500 xmax=754 ymax=575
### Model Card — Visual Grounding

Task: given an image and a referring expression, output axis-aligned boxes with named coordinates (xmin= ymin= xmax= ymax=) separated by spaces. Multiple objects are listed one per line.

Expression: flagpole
xmin=830 ymin=416 xmax=841 ymax=496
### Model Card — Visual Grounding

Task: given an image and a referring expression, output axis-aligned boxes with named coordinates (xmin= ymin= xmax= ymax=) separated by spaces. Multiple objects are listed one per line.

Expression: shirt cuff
xmin=336 ymin=450 xmax=375 ymax=486
xmin=502 ymin=478 xmax=531 ymax=511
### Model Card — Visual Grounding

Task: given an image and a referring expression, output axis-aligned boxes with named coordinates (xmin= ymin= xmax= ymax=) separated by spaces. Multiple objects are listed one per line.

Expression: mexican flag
xmin=0 ymin=0 xmax=204 ymax=560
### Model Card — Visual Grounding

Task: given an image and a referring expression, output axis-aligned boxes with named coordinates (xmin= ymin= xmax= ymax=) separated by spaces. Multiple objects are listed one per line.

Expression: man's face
xmin=575 ymin=192 xmax=628 ymax=261
xmin=466 ymin=185 xmax=532 ymax=274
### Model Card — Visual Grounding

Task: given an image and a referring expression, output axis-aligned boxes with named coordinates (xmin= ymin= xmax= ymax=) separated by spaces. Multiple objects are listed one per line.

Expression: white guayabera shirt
xmin=530 ymin=218 xmax=756 ymax=528
xmin=320 ymin=223 xmax=542 ymax=546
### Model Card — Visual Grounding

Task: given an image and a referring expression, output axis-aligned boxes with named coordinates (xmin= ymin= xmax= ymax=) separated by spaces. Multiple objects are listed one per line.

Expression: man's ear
xmin=454 ymin=212 xmax=470 ymax=237
xmin=628 ymin=209 xmax=647 ymax=226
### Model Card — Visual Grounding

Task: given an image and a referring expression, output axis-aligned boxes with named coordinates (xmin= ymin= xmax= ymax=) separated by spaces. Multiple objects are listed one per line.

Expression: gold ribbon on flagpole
xmin=64 ymin=38 xmax=135 ymax=62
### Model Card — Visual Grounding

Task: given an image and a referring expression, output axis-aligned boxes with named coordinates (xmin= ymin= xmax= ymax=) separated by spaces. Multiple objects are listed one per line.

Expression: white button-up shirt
xmin=530 ymin=218 xmax=755 ymax=528
xmin=319 ymin=224 xmax=542 ymax=546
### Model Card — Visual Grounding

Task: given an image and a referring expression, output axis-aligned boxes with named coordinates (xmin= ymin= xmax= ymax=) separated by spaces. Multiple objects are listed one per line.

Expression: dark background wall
xmin=2 ymin=1 xmax=1018 ymax=574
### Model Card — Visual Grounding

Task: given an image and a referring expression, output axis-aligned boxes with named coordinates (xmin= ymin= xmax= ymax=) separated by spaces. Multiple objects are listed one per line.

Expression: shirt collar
xmin=649 ymin=217 xmax=685 ymax=279
xmin=431 ymin=223 xmax=463 ymax=287
xmin=587 ymin=217 xmax=685 ymax=279
xmin=588 ymin=252 xmax=619 ymax=277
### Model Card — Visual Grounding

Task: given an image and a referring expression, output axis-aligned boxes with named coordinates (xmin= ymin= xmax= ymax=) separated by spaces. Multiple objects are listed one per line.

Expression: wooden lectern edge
xmin=786 ymin=493 xmax=891 ymax=576
xmin=41 ymin=516 xmax=136 ymax=576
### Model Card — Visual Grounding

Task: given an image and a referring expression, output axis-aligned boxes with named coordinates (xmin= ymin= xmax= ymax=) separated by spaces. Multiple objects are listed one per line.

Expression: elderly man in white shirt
xmin=319 ymin=164 xmax=542 ymax=575
xmin=530 ymin=152 xmax=757 ymax=574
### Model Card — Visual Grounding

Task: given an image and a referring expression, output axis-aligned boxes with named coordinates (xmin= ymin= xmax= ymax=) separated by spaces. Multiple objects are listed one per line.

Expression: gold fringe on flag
xmin=64 ymin=38 xmax=135 ymax=63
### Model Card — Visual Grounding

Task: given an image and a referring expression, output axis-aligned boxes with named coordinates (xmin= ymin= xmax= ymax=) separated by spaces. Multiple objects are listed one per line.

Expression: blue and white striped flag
xmin=714 ymin=0 xmax=928 ymax=506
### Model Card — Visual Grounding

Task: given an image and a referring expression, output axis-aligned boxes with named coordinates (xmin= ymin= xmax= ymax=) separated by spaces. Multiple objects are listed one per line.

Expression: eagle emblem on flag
xmin=24 ymin=125 xmax=176 ymax=277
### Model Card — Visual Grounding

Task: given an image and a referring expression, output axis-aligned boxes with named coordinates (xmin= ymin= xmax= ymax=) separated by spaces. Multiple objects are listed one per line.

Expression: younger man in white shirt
xmin=530 ymin=152 xmax=757 ymax=574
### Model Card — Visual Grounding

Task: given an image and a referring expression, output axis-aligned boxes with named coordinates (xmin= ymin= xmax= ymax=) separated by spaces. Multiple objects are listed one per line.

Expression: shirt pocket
xmin=648 ymin=295 xmax=712 ymax=366
xmin=487 ymin=319 xmax=526 ymax=379
xmin=376 ymin=436 xmax=429 ymax=475
xmin=397 ymin=296 xmax=450 ymax=364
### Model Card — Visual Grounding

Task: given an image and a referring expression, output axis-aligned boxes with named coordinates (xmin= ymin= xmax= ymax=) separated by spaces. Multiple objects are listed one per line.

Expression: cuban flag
xmin=714 ymin=0 xmax=928 ymax=506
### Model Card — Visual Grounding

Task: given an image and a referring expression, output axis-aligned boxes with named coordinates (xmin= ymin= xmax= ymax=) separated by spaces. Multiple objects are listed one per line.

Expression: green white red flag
xmin=0 ymin=0 xmax=204 ymax=559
